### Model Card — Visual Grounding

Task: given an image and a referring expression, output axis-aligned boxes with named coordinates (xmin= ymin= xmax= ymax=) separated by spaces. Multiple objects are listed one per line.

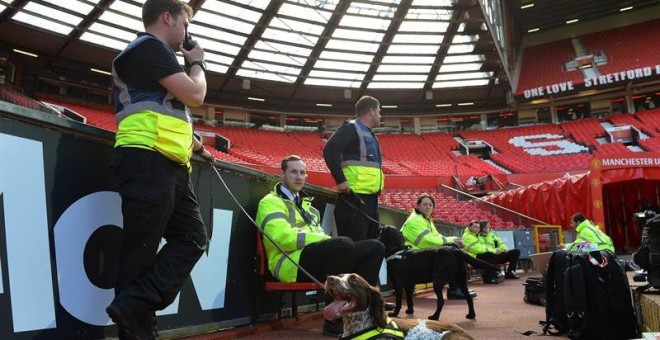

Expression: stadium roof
xmin=1 ymin=0 xmax=659 ymax=115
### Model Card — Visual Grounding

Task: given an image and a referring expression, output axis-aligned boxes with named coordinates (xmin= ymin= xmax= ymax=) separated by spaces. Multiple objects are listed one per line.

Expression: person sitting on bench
xmin=255 ymin=155 xmax=384 ymax=337
xmin=463 ymin=220 xmax=520 ymax=284
xmin=400 ymin=194 xmax=477 ymax=299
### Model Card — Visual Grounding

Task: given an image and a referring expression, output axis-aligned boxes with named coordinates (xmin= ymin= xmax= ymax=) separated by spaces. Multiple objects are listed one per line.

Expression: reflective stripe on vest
xmin=581 ymin=226 xmax=613 ymax=250
xmin=414 ymin=230 xmax=430 ymax=246
xmin=465 ymin=241 xmax=478 ymax=252
xmin=112 ymin=35 xmax=194 ymax=165
xmin=340 ymin=120 xmax=384 ymax=194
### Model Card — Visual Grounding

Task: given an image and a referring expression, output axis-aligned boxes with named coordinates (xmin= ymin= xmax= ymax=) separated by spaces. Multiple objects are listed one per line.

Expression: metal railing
xmin=439 ymin=184 xmax=550 ymax=228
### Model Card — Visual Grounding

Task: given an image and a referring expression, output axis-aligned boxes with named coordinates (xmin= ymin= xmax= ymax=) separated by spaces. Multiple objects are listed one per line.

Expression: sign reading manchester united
xmin=600 ymin=155 xmax=660 ymax=168
xmin=521 ymin=64 xmax=660 ymax=99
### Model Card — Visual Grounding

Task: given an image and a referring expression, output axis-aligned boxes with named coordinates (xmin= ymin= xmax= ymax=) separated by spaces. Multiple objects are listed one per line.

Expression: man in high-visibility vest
xmin=463 ymin=221 xmax=520 ymax=284
xmin=106 ymin=1 xmax=215 ymax=338
xmin=323 ymin=96 xmax=384 ymax=241
xmin=565 ymin=212 xmax=615 ymax=253
xmin=256 ymin=155 xmax=384 ymax=337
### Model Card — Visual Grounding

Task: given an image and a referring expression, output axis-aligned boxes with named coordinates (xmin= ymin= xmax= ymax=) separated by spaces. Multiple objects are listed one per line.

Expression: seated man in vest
xmin=564 ymin=212 xmax=615 ymax=253
xmin=255 ymin=155 xmax=385 ymax=337
xmin=463 ymin=221 xmax=520 ymax=284
xmin=400 ymin=194 xmax=477 ymax=299
xmin=480 ymin=221 xmax=521 ymax=279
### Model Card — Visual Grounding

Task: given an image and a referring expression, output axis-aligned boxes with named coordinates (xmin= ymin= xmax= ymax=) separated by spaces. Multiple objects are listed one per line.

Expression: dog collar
xmin=339 ymin=319 xmax=406 ymax=340
xmin=386 ymin=249 xmax=408 ymax=261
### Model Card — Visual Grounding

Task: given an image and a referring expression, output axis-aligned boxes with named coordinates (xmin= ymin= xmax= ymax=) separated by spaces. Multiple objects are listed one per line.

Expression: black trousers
xmin=477 ymin=249 xmax=521 ymax=280
xmin=111 ymin=147 xmax=208 ymax=311
xmin=297 ymin=237 xmax=384 ymax=286
xmin=334 ymin=193 xmax=380 ymax=241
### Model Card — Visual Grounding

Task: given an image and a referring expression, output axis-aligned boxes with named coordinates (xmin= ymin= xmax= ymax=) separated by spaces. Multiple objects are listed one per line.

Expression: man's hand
xmin=198 ymin=148 xmax=215 ymax=164
xmin=453 ymin=238 xmax=465 ymax=248
xmin=180 ymin=41 xmax=205 ymax=64
xmin=337 ymin=181 xmax=351 ymax=194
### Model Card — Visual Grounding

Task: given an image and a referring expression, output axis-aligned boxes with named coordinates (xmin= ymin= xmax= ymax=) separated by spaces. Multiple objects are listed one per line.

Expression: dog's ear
xmin=368 ymin=284 xmax=387 ymax=329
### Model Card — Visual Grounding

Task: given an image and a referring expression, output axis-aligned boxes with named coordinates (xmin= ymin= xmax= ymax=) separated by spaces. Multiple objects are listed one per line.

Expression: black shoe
xmin=323 ymin=319 xmax=343 ymax=337
xmin=484 ymin=278 xmax=500 ymax=284
xmin=384 ymin=302 xmax=396 ymax=311
xmin=505 ymin=271 xmax=520 ymax=279
xmin=106 ymin=298 xmax=156 ymax=340
xmin=446 ymin=289 xmax=477 ymax=300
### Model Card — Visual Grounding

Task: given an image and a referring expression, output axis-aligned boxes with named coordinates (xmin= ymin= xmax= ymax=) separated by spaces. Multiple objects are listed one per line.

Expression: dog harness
xmin=339 ymin=318 xmax=405 ymax=339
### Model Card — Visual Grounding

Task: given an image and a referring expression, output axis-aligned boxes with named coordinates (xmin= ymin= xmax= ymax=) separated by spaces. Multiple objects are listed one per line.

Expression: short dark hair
xmin=416 ymin=194 xmax=435 ymax=207
xmin=143 ymin=0 xmax=193 ymax=27
xmin=355 ymin=96 xmax=379 ymax=117
xmin=572 ymin=213 xmax=586 ymax=223
xmin=281 ymin=155 xmax=303 ymax=171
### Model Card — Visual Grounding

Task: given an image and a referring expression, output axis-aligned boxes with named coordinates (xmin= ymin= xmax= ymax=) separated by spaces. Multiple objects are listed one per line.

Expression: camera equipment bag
xmin=523 ymin=276 xmax=546 ymax=306
xmin=633 ymin=212 xmax=660 ymax=290
xmin=541 ymin=249 xmax=569 ymax=335
xmin=564 ymin=251 xmax=638 ymax=340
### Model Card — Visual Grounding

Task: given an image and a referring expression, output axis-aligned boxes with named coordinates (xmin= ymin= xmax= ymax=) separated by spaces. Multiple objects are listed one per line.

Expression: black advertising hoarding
xmin=0 ymin=104 xmax=258 ymax=339
xmin=0 ymin=102 xmax=406 ymax=339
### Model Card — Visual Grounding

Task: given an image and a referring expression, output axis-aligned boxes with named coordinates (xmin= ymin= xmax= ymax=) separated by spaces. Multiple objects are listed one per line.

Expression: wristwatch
xmin=193 ymin=145 xmax=205 ymax=154
xmin=190 ymin=60 xmax=207 ymax=72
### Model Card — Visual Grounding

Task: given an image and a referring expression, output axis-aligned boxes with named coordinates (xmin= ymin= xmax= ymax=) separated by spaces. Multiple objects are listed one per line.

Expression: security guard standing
xmin=323 ymin=96 xmax=384 ymax=241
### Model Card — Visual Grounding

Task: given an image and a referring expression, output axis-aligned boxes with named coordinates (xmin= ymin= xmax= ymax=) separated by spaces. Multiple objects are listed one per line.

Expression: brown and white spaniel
xmin=324 ymin=273 xmax=474 ymax=340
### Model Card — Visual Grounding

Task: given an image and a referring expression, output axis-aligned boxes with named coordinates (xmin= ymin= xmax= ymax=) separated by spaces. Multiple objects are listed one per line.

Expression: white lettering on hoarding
xmin=523 ymin=65 xmax=659 ymax=99
xmin=601 ymin=158 xmax=660 ymax=167
xmin=0 ymin=134 xmax=56 ymax=332
xmin=54 ymin=191 xmax=122 ymax=326
xmin=0 ymin=132 xmax=233 ymax=334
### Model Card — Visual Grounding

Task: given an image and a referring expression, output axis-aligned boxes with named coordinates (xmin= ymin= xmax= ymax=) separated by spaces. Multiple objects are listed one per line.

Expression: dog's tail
xmin=449 ymin=248 xmax=497 ymax=271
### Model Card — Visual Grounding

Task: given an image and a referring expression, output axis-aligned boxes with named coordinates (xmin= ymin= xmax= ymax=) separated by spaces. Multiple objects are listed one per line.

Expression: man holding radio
xmin=106 ymin=0 xmax=213 ymax=338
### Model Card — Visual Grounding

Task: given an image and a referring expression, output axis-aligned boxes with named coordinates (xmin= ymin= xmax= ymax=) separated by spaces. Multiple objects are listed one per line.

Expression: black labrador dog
xmin=379 ymin=225 xmax=496 ymax=321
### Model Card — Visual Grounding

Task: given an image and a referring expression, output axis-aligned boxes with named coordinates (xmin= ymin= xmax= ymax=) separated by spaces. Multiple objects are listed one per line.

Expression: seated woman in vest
xmin=400 ymin=194 xmax=476 ymax=299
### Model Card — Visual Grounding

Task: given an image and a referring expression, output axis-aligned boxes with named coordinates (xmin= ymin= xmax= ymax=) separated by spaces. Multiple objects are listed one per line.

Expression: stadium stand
xmin=39 ymin=98 xmax=117 ymax=131
xmin=379 ymin=189 xmax=512 ymax=229
xmin=559 ymin=117 xmax=605 ymax=147
xmin=634 ymin=109 xmax=660 ymax=137
xmin=580 ymin=19 xmax=660 ymax=75
xmin=516 ymin=39 xmax=583 ymax=95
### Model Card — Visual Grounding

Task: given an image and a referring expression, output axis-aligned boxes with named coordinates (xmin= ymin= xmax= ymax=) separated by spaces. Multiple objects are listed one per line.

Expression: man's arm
xmin=463 ymin=232 xmax=490 ymax=255
xmin=323 ymin=124 xmax=355 ymax=187
xmin=493 ymin=232 xmax=508 ymax=251
xmin=160 ymin=42 xmax=207 ymax=107
xmin=192 ymin=137 xmax=214 ymax=163
xmin=256 ymin=198 xmax=329 ymax=252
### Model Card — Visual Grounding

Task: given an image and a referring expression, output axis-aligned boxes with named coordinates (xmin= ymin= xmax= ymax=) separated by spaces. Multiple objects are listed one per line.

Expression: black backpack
xmin=543 ymin=250 xmax=569 ymax=334
xmin=633 ymin=212 xmax=660 ymax=290
xmin=564 ymin=251 xmax=638 ymax=340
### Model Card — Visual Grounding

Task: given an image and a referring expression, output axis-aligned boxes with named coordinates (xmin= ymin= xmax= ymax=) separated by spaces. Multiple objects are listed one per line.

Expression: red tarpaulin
xmin=484 ymin=153 xmax=660 ymax=252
